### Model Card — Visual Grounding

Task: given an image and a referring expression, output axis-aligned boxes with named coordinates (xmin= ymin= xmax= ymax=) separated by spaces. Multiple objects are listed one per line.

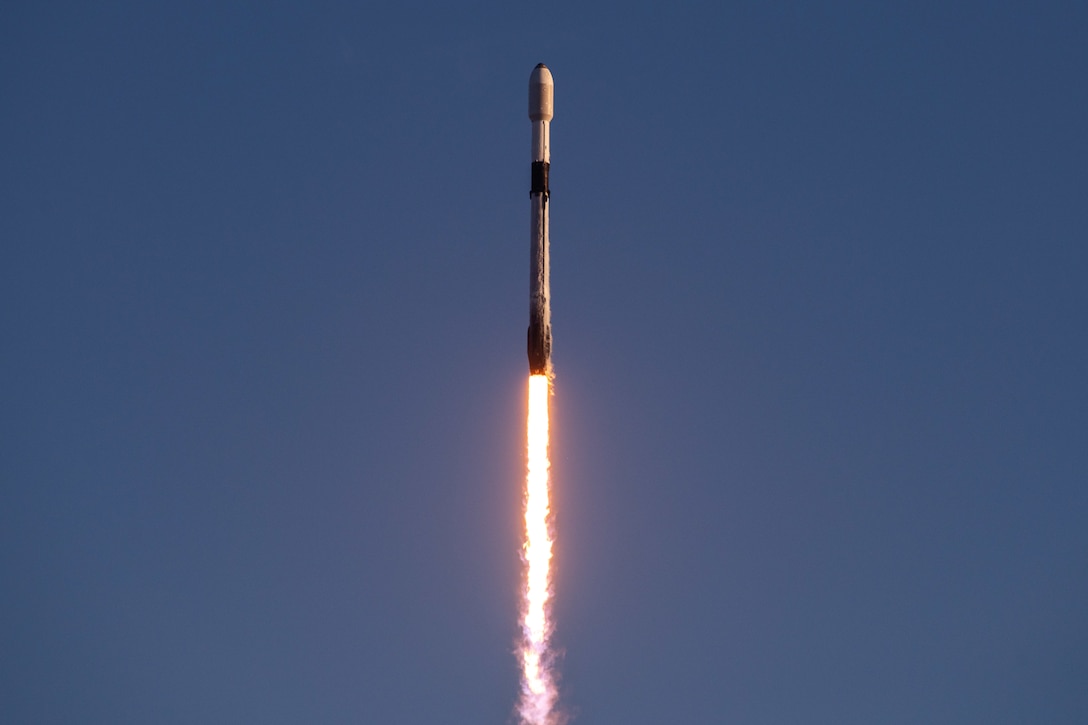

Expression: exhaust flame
xmin=519 ymin=374 xmax=560 ymax=725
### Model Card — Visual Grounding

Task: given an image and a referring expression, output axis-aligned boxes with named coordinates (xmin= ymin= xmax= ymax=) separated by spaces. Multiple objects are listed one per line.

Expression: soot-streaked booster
xmin=527 ymin=64 xmax=553 ymax=375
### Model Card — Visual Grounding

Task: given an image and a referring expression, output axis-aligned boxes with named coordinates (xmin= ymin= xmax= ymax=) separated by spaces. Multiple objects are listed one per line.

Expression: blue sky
xmin=2 ymin=2 xmax=1086 ymax=723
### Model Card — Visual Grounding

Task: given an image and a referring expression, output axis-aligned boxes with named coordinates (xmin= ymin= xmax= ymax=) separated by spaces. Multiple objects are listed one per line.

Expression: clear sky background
xmin=3 ymin=2 xmax=1086 ymax=723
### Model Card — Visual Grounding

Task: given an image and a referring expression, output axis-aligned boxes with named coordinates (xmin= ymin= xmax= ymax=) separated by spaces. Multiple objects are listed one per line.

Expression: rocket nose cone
xmin=529 ymin=64 xmax=553 ymax=121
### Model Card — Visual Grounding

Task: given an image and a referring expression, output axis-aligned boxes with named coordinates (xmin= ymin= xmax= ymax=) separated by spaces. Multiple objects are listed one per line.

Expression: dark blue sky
xmin=3 ymin=2 xmax=1086 ymax=723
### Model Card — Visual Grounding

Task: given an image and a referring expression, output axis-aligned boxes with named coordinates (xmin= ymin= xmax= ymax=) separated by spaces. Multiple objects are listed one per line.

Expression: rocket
xmin=528 ymin=63 xmax=553 ymax=375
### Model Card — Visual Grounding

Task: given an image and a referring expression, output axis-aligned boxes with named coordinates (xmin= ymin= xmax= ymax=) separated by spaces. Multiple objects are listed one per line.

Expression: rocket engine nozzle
xmin=528 ymin=322 xmax=552 ymax=375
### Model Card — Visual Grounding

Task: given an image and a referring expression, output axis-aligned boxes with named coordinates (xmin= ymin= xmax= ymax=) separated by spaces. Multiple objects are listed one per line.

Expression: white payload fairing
xmin=527 ymin=63 xmax=553 ymax=375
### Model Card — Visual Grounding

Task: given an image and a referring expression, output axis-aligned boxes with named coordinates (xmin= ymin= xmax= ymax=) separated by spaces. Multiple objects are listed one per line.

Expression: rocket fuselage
xmin=528 ymin=64 xmax=553 ymax=375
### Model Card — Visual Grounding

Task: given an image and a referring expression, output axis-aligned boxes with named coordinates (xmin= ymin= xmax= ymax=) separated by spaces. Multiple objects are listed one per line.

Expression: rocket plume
xmin=519 ymin=373 xmax=559 ymax=725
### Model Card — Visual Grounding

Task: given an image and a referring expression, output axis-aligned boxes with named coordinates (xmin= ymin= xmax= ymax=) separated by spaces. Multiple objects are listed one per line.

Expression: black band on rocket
xmin=531 ymin=161 xmax=550 ymax=196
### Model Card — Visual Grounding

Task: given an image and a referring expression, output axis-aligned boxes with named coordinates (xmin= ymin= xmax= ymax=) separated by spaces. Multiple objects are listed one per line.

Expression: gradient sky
xmin=3 ymin=2 xmax=1086 ymax=724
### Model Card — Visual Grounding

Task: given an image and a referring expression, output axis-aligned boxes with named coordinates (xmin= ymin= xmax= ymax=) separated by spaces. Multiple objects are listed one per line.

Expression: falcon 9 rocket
xmin=527 ymin=64 xmax=553 ymax=375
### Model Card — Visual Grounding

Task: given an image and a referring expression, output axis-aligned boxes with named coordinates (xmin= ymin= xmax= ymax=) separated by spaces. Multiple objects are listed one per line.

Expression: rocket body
xmin=528 ymin=64 xmax=553 ymax=375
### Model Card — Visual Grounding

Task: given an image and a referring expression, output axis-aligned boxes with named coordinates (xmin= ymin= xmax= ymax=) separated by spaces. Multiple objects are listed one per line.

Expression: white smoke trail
xmin=519 ymin=374 xmax=561 ymax=725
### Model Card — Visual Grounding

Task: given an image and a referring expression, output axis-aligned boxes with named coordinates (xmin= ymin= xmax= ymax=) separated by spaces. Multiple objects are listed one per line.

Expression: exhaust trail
xmin=518 ymin=64 xmax=562 ymax=725
xmin=519 ymin=374 xmax=557 ymax=725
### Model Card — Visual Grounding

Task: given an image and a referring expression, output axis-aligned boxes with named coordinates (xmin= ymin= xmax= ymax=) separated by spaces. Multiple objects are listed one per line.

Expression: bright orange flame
xmin=519 ymin=374 xmax=559 ymax=725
